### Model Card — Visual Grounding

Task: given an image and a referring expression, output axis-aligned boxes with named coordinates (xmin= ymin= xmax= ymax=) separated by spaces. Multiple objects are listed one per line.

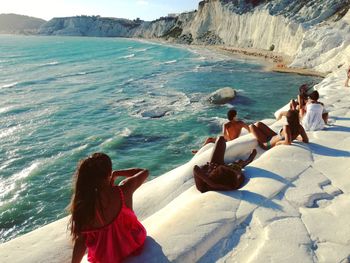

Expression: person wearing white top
xmin=301 ymin=90 xmax=327 ymax=131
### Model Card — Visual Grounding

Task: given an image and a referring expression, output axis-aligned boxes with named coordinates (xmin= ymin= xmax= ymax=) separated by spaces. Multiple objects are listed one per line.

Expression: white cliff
xmin=2 ymin=1 xmax=350 ymax=262
xmin=38 ymin=0 xmax=350 ymax=74
xmin=39 ymin=16 xmax=142 ymax=37
xmin=291 ymin=9 xmax=350 ymax=73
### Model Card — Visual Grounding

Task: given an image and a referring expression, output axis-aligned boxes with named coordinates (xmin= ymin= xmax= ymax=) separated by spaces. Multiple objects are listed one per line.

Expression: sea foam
xmin=1 ymin=82 xmax=18 ymax=89
xmin=121 ymin=54 xmax=135 ymax=59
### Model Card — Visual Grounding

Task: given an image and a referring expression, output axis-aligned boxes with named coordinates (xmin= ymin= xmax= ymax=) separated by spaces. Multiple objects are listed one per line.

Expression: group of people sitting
xmin=69 ymin=84 xmax=328 ymax=262
xmin=194 ymin=83 xmax=329 ymax=193
xmin=277 ymin=84 xmax=328 ymax=131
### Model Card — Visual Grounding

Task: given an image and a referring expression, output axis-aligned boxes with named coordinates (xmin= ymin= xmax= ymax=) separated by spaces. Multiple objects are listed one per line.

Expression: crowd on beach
xmin=68 ymin=76 xmax=345 ymax=262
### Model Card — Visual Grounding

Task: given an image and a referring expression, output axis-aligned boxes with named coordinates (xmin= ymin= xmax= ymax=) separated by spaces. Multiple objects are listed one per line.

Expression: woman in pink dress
xmin=69 ymin=153 xmax=148 ymax=263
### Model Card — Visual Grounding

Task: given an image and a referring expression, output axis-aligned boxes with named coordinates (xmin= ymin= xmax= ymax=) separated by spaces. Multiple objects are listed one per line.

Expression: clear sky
xmin=1 ymin=0 xmax=201 ymax=21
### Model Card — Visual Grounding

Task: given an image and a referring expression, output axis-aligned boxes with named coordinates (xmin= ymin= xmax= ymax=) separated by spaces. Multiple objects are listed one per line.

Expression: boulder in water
xmin=140 ymin=107 xmax=169 ymax=118
xmin=208 ymin=87 xmax=236 ymax=104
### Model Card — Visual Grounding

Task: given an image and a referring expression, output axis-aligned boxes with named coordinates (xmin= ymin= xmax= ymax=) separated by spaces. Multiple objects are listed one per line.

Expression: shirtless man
xmin=223 ymin=109 xmax=250 ymax=141
xmin=193 ymin=109 xmax=250 ymax=153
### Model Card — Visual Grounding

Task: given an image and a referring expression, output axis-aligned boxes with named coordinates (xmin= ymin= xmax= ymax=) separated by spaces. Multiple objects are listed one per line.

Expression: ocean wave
xmin=193 ymin=65 xmax=201 ymax=72
xmin=0 ymin=161 xmax=41 ymax=202
xmin=120 ymin=127 xmax=132 ymax=137
xmin=199 ymin=116 xmax=227 ymax=124
xmin=18 ymin=77 xmax=56 ymax=86
xmin=72 ymin=144 xmax=88 ymax=154
xmin=163 ymin=60 xmax=177 ymax=64
xmin=235 ymin=89 xmax=246 ymax=93
xmin=135 ymin=48 xmax=149 ymax=52
xmin=16 ymin=162 xmax=40 ymax=180
xmin=1 ymin=82 xmax=18 ymax=89
xmin=101 ymin=136 xmax=125 ymax=150
xmin=40 ymin=61 xmax=59 ymax=67
xmin=0 ymin=106 xmax=13 ymax=114
xmin=123 ymin=78 xmax=134 ymax=84
xmin=121 ymin=54 xmax=135 ymax=59
xmin=59 ymin=69 xmax=104 ymax=79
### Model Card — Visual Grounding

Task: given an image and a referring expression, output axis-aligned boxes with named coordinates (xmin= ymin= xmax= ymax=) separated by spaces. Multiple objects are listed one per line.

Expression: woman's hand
xmin=110 ymin=168 xmax=144 ymax=185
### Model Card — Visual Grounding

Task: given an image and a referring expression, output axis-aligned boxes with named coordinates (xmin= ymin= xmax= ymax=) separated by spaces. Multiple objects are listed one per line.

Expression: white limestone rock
xmin=208 ymin=87 xmax=236 ymax=104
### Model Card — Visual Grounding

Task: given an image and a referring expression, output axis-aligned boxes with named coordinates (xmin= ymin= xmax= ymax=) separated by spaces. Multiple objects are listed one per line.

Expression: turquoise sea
xmin=0 ymin=35 xmax=320 ymax=242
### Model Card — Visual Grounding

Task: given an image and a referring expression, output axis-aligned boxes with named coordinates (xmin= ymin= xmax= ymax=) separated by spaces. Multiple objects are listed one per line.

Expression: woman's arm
xmin=112 ymin=168 xmax=144 ymax=178
xmin=111 ymin=168 xmax=144 ymax=184
xmin=297 ymin=125 xmax=309 ymax=143
xmin=72 ymin=235 xmax=86 ymax=263
xmin=119 ymin=169 xmax=149 ymax=194
xmin=276 ymin=125 xmax=292 ymax=145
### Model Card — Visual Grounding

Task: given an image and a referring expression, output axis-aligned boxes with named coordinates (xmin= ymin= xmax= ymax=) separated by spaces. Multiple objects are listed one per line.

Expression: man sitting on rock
xmin=192 ymin=109 xmax=250 ymax=154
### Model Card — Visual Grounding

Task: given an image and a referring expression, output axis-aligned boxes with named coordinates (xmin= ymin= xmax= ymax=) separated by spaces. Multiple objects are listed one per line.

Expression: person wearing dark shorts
xmin=193 ymin=136 xmax=256 ymax=193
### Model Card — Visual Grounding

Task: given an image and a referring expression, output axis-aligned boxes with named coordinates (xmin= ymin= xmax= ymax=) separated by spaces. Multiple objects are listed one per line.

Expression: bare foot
xmin=240 ymin=149 xmax=257 ymax=167
xmin=247 ymin=149 xmax=257 ymax=163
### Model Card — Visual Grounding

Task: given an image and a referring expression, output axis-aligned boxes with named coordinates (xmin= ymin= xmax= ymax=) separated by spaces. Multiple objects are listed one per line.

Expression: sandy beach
xmin=216 ymin=45 xmax=328 ymax=78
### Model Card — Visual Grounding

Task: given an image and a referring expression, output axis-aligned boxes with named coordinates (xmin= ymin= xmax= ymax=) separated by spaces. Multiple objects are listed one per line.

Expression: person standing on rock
xmin=345 ymin=66 xmax=350 ymax=87
xmin=193 ymin=109 xmax=250 ymax=153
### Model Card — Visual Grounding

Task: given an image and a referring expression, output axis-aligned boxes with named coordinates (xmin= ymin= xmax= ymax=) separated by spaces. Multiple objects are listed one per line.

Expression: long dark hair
xmin=286 ymin=110 xmax=300 ymax=137
xmin=69 ymin=153 xmax=112 ymax=241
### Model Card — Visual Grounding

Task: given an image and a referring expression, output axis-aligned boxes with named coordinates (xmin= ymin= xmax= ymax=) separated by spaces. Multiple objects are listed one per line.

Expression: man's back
xmin=223 ymin=120 xmax=248 ymax=141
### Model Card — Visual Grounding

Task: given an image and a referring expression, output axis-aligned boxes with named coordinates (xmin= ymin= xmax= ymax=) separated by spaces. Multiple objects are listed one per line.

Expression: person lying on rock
xmin=192 ymin=109 xmax=250 ymax=154
xmin=70 ymin=153 xmax=148 ymax=263
xmin=250 ymin=110 xmax=308 ymax=150
xmin=193 ymin=136 xmax=257 ymax=193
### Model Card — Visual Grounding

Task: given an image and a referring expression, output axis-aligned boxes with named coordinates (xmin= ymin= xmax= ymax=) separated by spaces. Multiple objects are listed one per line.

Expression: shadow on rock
xmin=325 ymin=124 xmax=350 ymax=133
xmin=308 ymin=142 xmax=350 ymax=157
xmin=125 ymin=237 xmax=170 ymax=263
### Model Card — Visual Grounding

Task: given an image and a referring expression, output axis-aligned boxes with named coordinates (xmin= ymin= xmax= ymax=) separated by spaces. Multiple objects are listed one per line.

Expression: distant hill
xmin=0 ymin=14 xmax=46 ymax=34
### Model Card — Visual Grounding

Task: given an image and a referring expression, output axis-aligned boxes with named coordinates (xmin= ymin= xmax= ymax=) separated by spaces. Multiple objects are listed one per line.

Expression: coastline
xmin=216 ymin=45 xmax=327 ymax=78
xmin=1 ymin=37 xmax=349 ymax=262
xmin=139 ymin=38 xmax=327 ymax=78
xmin=0 ymin=36 xmax=319 ymax=244
xmin=1 ymin=64 xmax=349 ymax=262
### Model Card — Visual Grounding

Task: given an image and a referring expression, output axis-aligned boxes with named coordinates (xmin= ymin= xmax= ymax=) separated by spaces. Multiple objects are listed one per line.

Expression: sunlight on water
xmin=0 ymin=35 xmax=321 ymax=242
